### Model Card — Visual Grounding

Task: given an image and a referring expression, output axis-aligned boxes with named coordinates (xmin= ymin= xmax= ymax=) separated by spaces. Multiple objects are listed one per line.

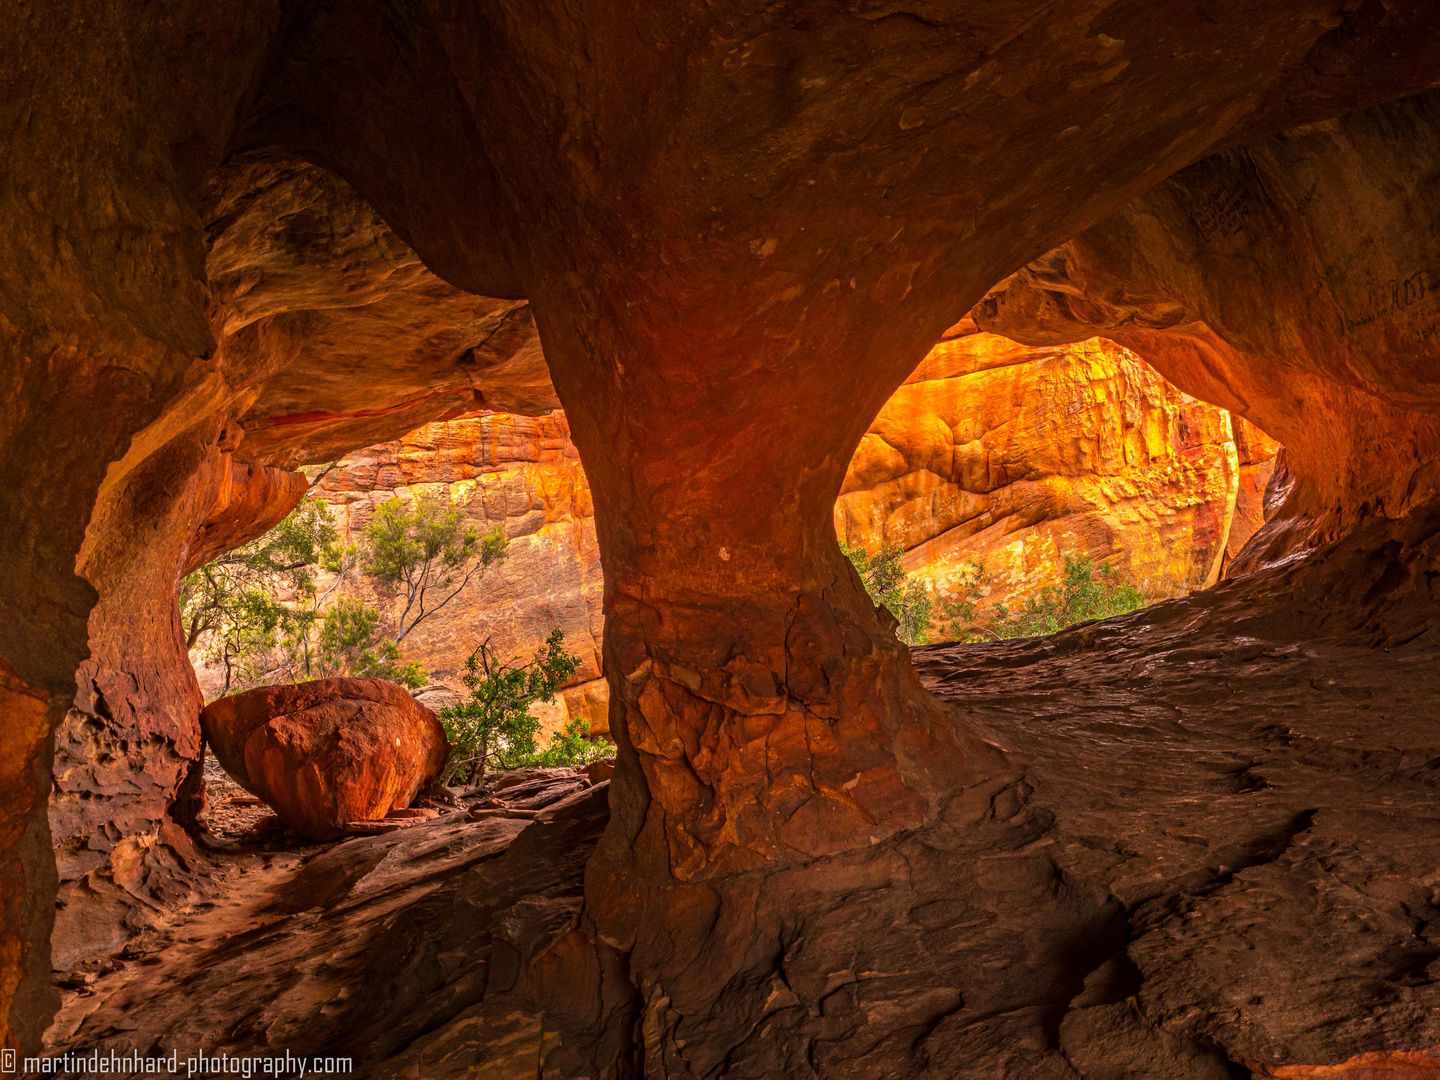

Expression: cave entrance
xmin=27 ymin=69 xmax=1440 ymax=1075
xmin=833 ymin=321 xmax=1283 ymax=647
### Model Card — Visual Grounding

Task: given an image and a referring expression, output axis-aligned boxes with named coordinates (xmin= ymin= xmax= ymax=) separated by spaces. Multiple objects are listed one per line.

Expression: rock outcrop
xmin=49 ymin=457 xmax=306 ymax=975
xmin=200 ymin=679 xmax=448 ymax=841
xmin=5 ymin=0 xmax=1440 ymax=1065
xmin=49 ymin=773 xmax=635 ymax=1078
xmin=836 ymin=328 xmax=1273 ymax=615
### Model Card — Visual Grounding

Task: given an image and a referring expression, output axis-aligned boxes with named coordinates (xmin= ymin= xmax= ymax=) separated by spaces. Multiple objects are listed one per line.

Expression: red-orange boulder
xmin=200 ymin=679 xmax=449 ymax=841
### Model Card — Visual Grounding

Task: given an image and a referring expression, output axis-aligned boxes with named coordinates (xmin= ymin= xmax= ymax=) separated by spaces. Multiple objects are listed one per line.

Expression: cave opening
xmin=5 ymin=6 xmax=1440 ymax=1078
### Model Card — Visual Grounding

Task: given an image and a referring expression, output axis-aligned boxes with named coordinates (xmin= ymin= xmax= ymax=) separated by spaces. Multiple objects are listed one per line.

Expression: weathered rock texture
xmin=49 ymin=773 xmax=635 ymax=1078
xmin=295 ymin=334 xmax=1272 ymax=711
xmin=975 ymin=89 xmax=1440 ymax=574
xmin=200 ymin=679 xmax=448 ymax=841
xmin=836 ymin=327 xmax=1273 ymax=614
xmin=4 ymin=0 xmax=1440 ymax=1064
xmin=39 ymin=158 xmax=548 ymax=978
xmin=50 ymin=458 xmax=306 ymax=975
xmin=43 ymin=520 xmax=1440 ymax=1077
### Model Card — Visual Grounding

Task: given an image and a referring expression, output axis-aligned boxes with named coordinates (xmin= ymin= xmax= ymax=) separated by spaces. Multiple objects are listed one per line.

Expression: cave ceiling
xmin=4 ymin=1 xmax=1440 ymax=1072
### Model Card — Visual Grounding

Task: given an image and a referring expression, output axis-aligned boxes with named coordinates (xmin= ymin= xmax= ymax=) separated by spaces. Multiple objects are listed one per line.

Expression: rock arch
xmin=3 ymin=2 xmax=1440 ymax=1070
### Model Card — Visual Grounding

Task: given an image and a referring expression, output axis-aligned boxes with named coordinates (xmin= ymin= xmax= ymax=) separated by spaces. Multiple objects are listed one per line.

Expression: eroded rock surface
xmin=975 ymin=88 xmax=1440 ymax=570
xmin=50 ymin=457 xmax=305 ymax=975
xmin=45 ymin=523 xmax=1440 ymax=1077
xmin=200 ymin=679 xmax=448 ymax=841
xmin=291 ymin=342 xmax=1271 ymax=740
xmin=48 ymin=773 xmax=635 ymax=1079
xmin=44 ymin=155 xmax=548 ymax=981
xmin=837 ymin=328 xmax=1273 ymax=610
xmin=6 ymin=0 xmax=1440 ymax=1060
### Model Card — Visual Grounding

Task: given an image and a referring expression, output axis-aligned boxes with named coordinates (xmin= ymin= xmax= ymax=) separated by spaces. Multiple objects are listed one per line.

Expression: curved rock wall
xmin=42 ymin=157 xmax=551 ymax=982
xmin=836 ymin=328 xmax=1279 ymax=618
xmin=51 ymin=455 xmax=305 ymax=975
xmin=975 ymin=89 xmax=1440 ymax=571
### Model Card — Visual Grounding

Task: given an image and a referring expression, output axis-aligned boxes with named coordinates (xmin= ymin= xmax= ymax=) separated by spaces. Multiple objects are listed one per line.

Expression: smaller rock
xmin=583 ymin=758 xmax=616 ymax=785
xmin=493 ymin=767 xmax=578 ymax=791
xmin=201 ymin=678 xmax=449 ymax=841
xmin=412 ymin=683 xmax=462 ymax=715
xmin=385 ymin=807 xmax=439 ymax=821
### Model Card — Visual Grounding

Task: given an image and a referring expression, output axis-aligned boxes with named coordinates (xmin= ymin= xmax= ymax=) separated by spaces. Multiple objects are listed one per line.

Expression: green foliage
xmin=365 ymin=495 xmax=509 ymax=644
xmin=840 ymin=539 xmax=933 ymax=645
xmin=527 ymin=717 xmax=614 ymax=769
xmin=305 ymin=597 xmax=427 ymax=688
xmin=986 ymin=558 xmax=1145 ymax=639
xmin=840 ymin=536 xmax=1148 ymax=647
xmin=180 ymin=498 xmax=345 ymax=695
xmin=437 ymin=629 xmax=584 ymax=783
xmin=184 ymin=497 xmax=429 ymax=697
xmin=932 ymin=562 xmax=1001 ymax=643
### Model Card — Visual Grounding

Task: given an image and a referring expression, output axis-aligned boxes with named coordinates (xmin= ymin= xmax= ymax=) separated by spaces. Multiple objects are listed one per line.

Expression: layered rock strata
xmin=836 ymin=328 xmax=1275 ymax=615
xmin=5 ymin=0 xmax=1440 ymax=1062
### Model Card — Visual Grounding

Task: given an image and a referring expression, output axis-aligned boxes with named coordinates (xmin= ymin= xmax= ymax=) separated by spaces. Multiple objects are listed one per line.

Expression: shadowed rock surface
xmin=44 ymin=524 xmax=1440 ymax=1076
xmin=48 ymin=774 xmax=635 ymax=1079
xmin=5 ymin=0 xmax=1440 ymax=1069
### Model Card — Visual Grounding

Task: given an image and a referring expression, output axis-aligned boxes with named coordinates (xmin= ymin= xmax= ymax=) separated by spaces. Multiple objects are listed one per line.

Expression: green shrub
xmin=181 ymin=497 xmax=348 ymax=695
xmin=308 ymin=597 xmax=427 ymax=688
xmin=932 ymin=562 xmax=999 ymax=643
xmin=526 ymin=717 xmax=614 ymax=769
xmin=437 ymin=629 xmax=585 ymax=783
xmin=844 ymin=537 xmax=1148 ymax=646
xmin=840 ymin=539 xmax=933 ymax=645
xmin=987 ymin=558 xmax=1145 ymax=639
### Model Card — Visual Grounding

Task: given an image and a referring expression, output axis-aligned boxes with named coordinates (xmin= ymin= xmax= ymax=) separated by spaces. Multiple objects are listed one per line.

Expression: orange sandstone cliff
xmin=279 ymin=331 xmax=1277 ymax=709
xmin=837 ymin=328 xmax=1279 ymax=620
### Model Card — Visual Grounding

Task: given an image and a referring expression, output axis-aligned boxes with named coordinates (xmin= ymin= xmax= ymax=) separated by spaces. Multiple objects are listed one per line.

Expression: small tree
xmin=365 ymin=495 xmax=510 ymax=645
xmin=840 ymin=539 xmax=933 ymax=645
xmin=302 ymin=597 xmax=427 ymax=687
xmin=437 ymin=630 xmax=582 ymax=784
xmin=183 ymin=498 xmax=429 ymax=696
xmin=932 ymin=562 xmax=1003 ymax=643
xmin=181 ymin=498 xmax=344 ymax=695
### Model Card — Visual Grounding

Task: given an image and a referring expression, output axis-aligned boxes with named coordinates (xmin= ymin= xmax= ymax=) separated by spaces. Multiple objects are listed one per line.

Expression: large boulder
xmin=200 ymin=679 xmax=448 ymax=841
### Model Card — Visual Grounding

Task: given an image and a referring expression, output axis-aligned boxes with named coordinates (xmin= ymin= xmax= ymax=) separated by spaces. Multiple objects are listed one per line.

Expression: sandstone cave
xmin=5 ymin=4 xmax=1440 ymax=1078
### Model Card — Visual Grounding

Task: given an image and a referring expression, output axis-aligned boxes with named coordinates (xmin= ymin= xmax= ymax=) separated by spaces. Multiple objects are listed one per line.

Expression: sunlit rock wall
xmin=288 ymin=413 xmax=607 ymax=738
xmin=835 ymin=328 xmax=1278 ymax=627
xmin=253 ymin=331 xmax=1278 ymax=723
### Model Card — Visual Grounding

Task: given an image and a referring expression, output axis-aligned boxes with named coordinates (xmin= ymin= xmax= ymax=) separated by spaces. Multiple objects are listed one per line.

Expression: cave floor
xmin=44 ymin=518 xmax=1440 ymax=1078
